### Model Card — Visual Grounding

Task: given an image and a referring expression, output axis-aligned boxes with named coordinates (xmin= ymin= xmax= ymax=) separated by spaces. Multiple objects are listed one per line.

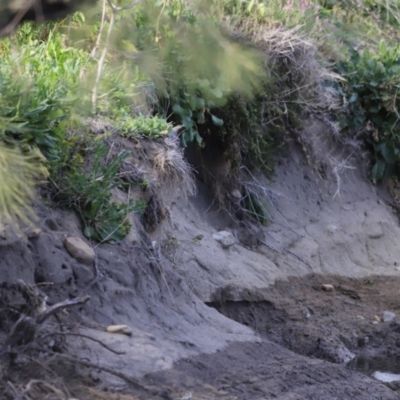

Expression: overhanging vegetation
xmin=2 ymin=0 xmax=400 ymax=234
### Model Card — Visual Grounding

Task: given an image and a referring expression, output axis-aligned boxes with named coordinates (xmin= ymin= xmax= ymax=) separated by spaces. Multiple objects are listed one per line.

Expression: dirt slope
xmin=1 ymin=130 xmax=400 ymax=398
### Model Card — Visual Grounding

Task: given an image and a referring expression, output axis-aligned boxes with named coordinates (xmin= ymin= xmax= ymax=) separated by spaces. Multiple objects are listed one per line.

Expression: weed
xmin=120 ymin=115 xmax=172 ymax=140
xmin=53 ymin=141 xmax=146 ymax=242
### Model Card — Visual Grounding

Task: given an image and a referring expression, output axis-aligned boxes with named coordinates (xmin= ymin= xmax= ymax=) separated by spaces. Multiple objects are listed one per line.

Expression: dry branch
xmin=0 ymin=280 xmax=90 ymax=353
xmin=36 ymin=295 xmax=90 ymax=324
xmin=41 ymin=332 xmax=125 ymax=355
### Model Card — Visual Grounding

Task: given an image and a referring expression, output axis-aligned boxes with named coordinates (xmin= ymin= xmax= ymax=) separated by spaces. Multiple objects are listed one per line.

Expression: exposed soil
xmin=2 ymin=128 xmax=400 ymax=398
xmin=147 ymin=340 xmax=397 ymax=400
xmin=0 ymin=207 xmax=399 ymax=399
xmin=208 ymin=274 xmax=400 ymax=364
xmin=145 ymin=274 xmax=400 ymax=400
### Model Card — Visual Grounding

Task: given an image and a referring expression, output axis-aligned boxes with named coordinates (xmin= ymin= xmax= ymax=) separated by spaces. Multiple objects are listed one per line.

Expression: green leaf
xmin=371 ymin=158 xmax=387 ymax=183
xmin=210 ymin=88 xmax=223 ymax=98
xmin=377 ymin=142 xmax=398 ymax=164
xmin=211 ymin=114 xmax=224 ymax=127
xmin=83 ymin=225 xmax=96 ymax=239
xmin=348 ymin=93 xmax=358 ymax=104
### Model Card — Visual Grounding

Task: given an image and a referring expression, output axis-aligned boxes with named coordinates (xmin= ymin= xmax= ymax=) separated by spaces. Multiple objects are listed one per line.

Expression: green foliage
xmin=120 ymin=115 xmax=172 ymax=139
xmin=53 ymin=141 xmax=146 ymax=242
xmin=315 ymin=0 xmax=400 ymax=52
xmin=117 ymin=0 xmax=264 ymax=146
xmin=0 ymin=21 xmax=148 ymax=238
xmin=336 ymin=42 xmax=400 ymax=182
xmin=216 ymin=95 xmax=278 ymax=171
xmin=7 ymin=0 xmax=400 ymax=229
xmin=0 ymin=23 xmax=87 ymax=160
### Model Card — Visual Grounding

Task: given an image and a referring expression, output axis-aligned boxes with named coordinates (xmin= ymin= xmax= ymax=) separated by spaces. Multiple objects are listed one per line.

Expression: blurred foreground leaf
xmin=0 ymin=146 xmax=46 ymax=225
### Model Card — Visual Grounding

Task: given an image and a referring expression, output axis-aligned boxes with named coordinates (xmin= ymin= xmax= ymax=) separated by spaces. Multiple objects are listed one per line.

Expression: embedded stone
xmin=231 ymin=189 xmax=242 ymax=200
xmin=326 ymin=224 xmax=338 ymax=234
xmin=321 ymin=284 xmax=334 ymax=292
xmin=213 ymin=231 xmax=235 ymax=248
xmin=27 ymin=228 xmax=41 ymax=239
xmin=383 ymin=311 xmax=396 ymax=323
xmin=64 ymin=237 xmax=95 ymax=265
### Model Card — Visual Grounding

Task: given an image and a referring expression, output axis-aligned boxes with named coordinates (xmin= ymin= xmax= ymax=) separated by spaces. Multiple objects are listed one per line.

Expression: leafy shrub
xmin=0 ymin=23 xmax=87 ymax=160
xmin=0 ymin=21 xmax=148 ymax=238
xmin=336 ymin=42 xmax=400 ymax=182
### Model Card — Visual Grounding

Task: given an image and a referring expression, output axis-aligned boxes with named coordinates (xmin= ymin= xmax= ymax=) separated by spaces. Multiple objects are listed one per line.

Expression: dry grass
xmin=248 ymin=25 xmax=343 ymax=114
xmin=216 ymin=22 xmax=358 ymax=213
xmin=152 ymin=132 xmax=196 ymax=200
xmin=103 ymin=131 xmax=195 ymax=232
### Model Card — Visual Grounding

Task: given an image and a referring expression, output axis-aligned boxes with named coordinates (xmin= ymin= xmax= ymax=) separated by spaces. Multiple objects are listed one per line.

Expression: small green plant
xmin=120 ymin=115 xmax=172 ymax=139
xmin=53 ymin=142 xmax=146 ymax=242
xmin=336 ymin=42 xmax=400 ymax=182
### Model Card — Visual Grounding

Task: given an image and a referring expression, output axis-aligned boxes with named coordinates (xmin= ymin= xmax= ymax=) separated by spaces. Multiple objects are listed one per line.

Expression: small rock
xmin=321 ymin=284 xmax=334 ymax=292
xmin=383 ymin=311 xmax=396 ymax=322
xmin=356 ymin=315 xmax=365 ymax=320
xmin=64 ymin=237 xmax=95 ymax=265
xmin=373 ymin=315 xmax=381 ymax=323
xmin=106 ymin=324 xmax=133 ymax=336
xmin=372 ymin=321 xmax=379 ymax=325
xmin=213 ymin=231 xmax=235 ymax=248
xmin=373 ymin=371 xmax=400 ymax=383
xmin=231 ymin=189 xmax=242 ymax=200
xmin=326 ymin=224 xmax=337 ymax=234
xmin=27 ymin=228 xmax=41 ymax=239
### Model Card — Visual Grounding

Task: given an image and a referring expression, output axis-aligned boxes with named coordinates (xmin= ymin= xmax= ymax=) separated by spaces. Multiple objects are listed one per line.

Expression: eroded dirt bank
xmin=1 ymin=210 xmax=400 ymax=399
xmin=2 ymin=131 xmax=400 ymax=398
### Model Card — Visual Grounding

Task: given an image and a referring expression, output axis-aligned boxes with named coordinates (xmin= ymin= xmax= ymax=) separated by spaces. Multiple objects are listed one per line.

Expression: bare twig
xmin=41 ymin=332 xmax=125 ymax=355
xmin=106 ymin=0 xmax=141 ymax=12
xmin=91 ymin=6 xmax=116 ymax=112
xmin=0 ymin=1 xmax=34 ymax=37
xmin=36 ymin=296 xmax=90 ymax=324
xmin=91 ymin=0 xmax=141 ymax=112
xmin=77 ymin=255 xmax=101 ymax=296
xmin=91 ymin=0 xmax=107 ymax=59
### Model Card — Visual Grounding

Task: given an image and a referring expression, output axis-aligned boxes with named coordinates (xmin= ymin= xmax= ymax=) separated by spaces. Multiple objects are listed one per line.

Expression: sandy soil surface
xmin=1 ymin=126 xmax=400 ymax=398
xmin=0 ymin=207 xmax=399 ymax=399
